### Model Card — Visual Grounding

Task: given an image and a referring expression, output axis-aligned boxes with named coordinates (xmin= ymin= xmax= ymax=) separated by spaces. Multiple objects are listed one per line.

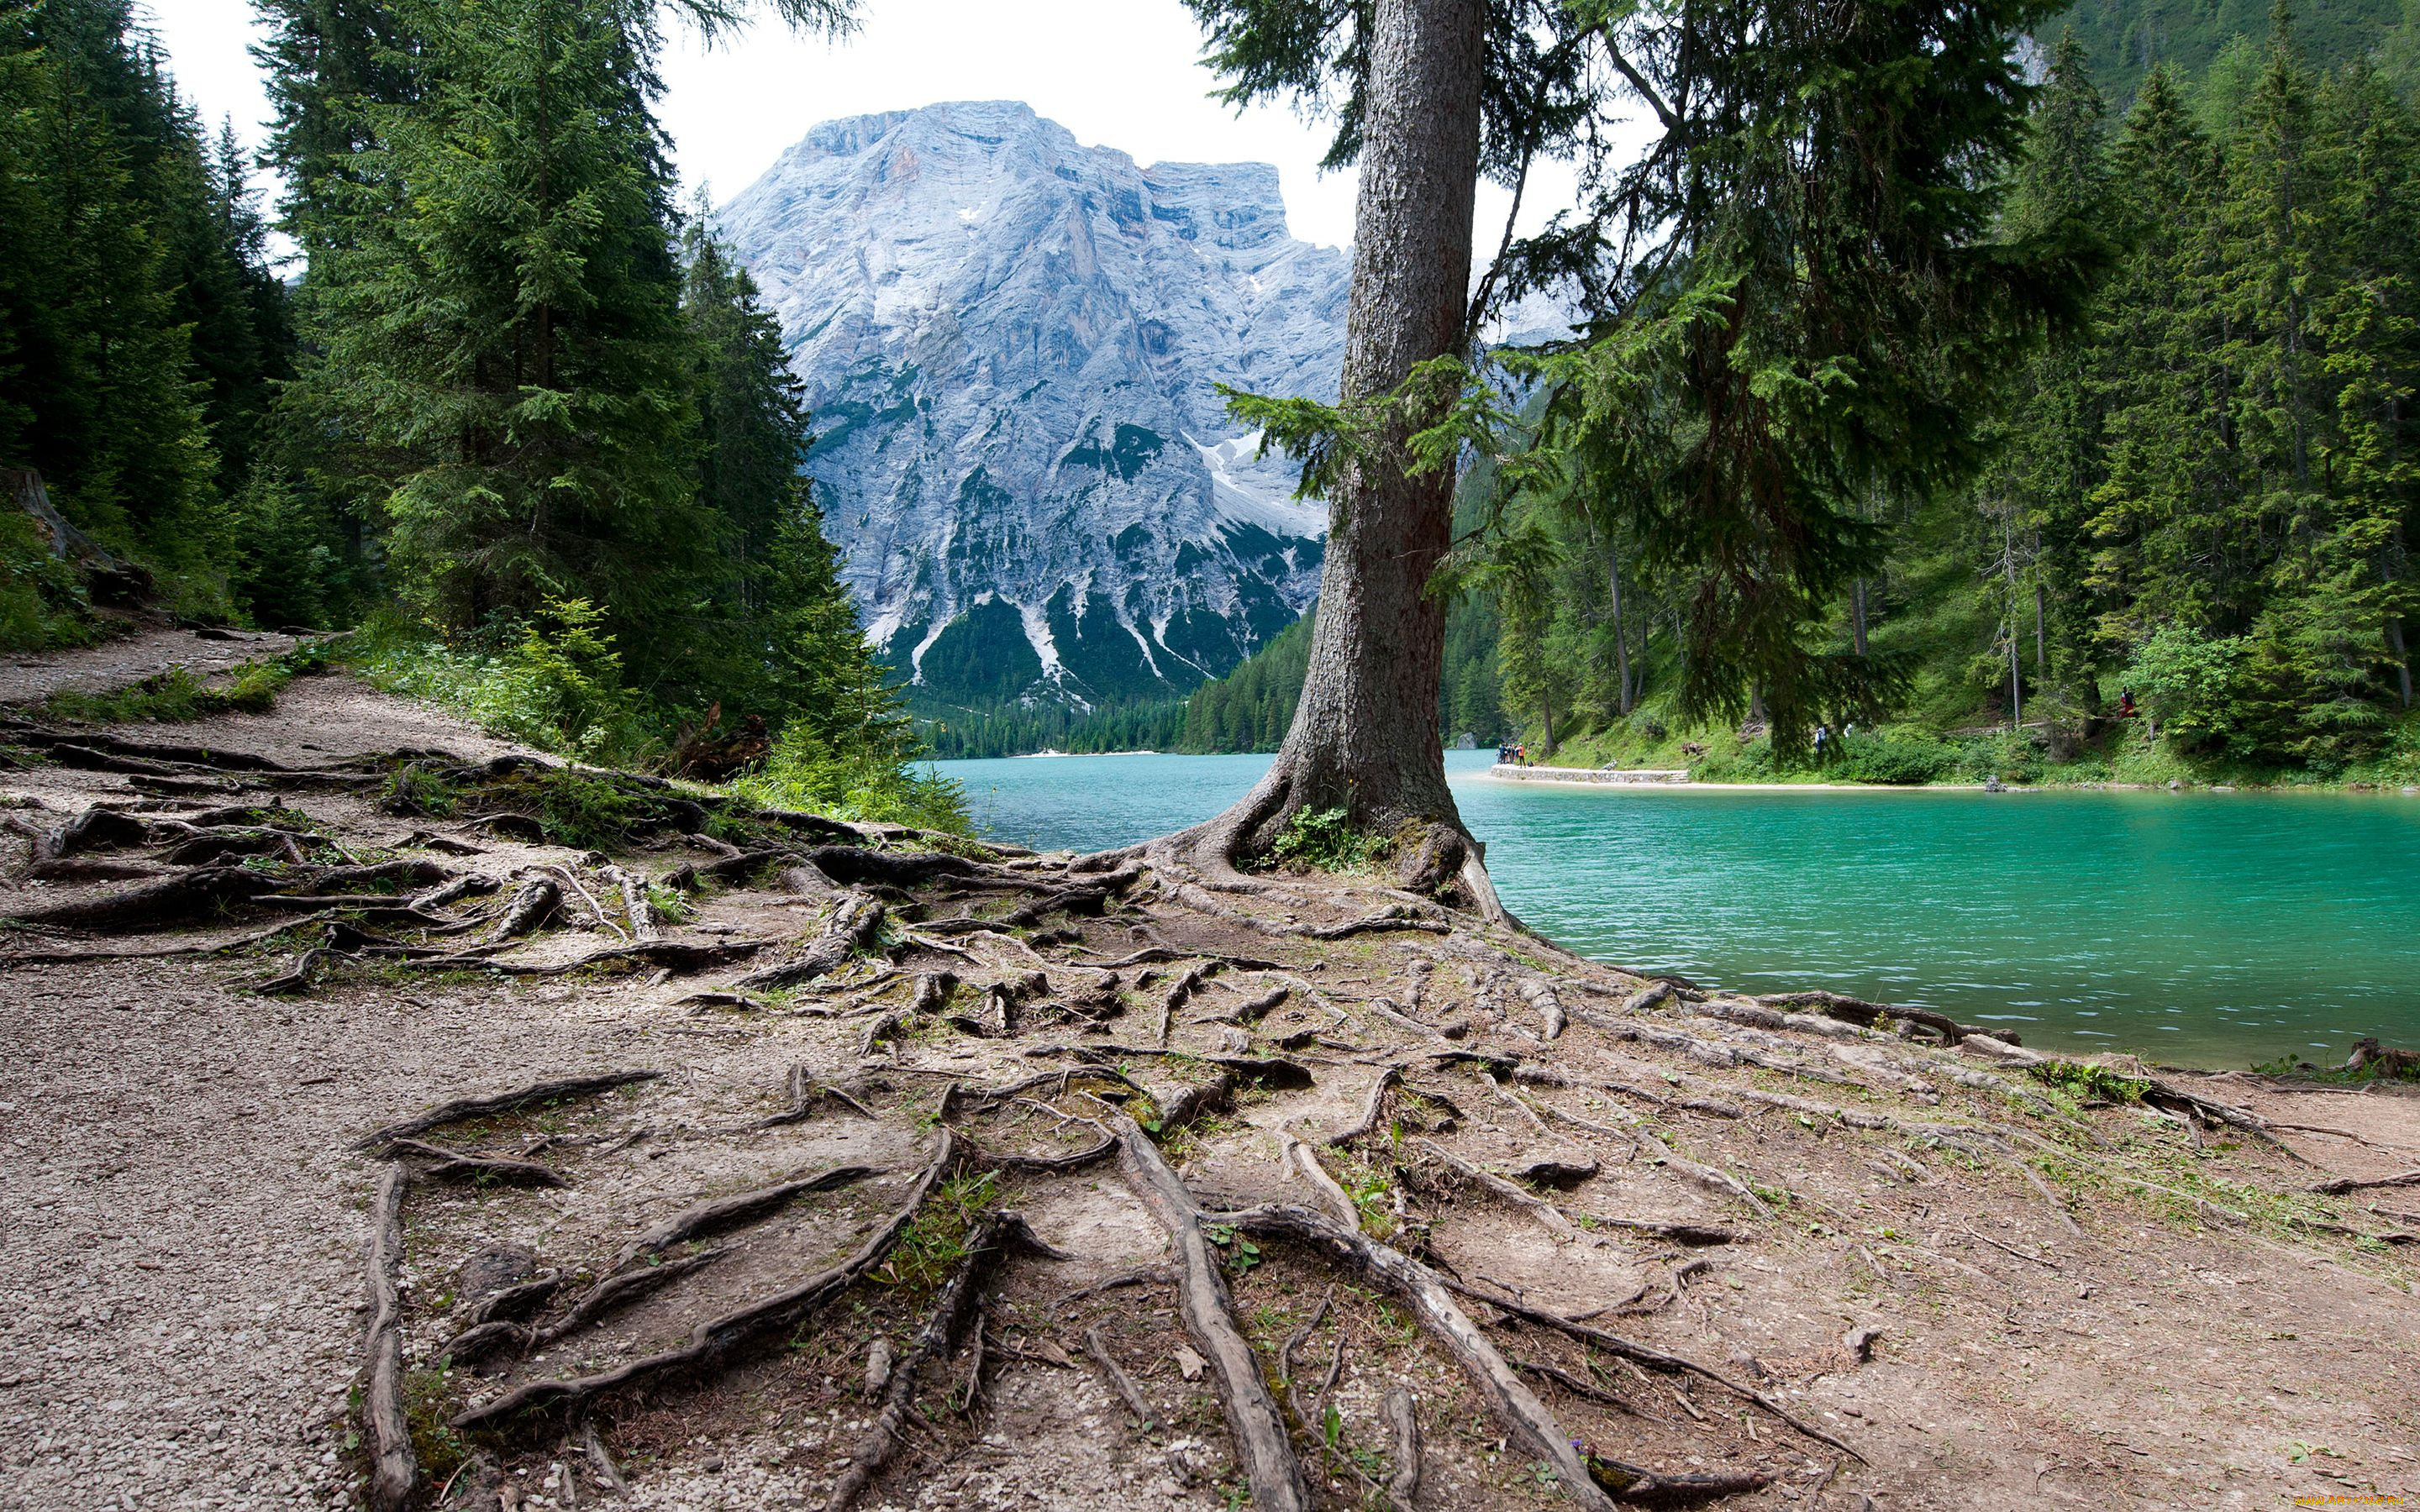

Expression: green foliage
xmin=2029 ymin=1058 xmax=2149 ymax=1104
xmin=0 ymin=0 xmax=294 ymax=592
xmin=378 ymin=762 xmax=460 ymax=819
xmin=227 ymin=467 xmax=349 ymax=630
xmin=1181 ymin=610 xmax=1314 ymax=753
xmin=33 ymin=659 xmax=292 ymax=725
xmin=735 ymin=723 xmax=969 ymax=833
xmin=1266 ymin=806 xmax=1386 ymax=873
xmin=520 ymin=770 xmax=654 ymax=851
xmin=401 ymin=1366 xmax=466 ymax=1481
xmin=881 ymin=1170 xmax=997 ymax=1294
xmin=0 ymin=508 xmax=97 ymax=651
xmin=1827 ymin=728 xmax=1960 ymax=786
xmin=354 ymin=600 xmax=651 ymax=762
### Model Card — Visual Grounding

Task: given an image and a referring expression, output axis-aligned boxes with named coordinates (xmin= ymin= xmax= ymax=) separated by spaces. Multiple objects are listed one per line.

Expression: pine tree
xmin=0 ymin=0 xmax=213 ymax=551
xmin=2088 ymin=66 xmax=2233 ymax=641
xmin=1981 ymin=31 xmax=2118 ymax=717
xmin=298 ymin=0 xmax=714 ymax=647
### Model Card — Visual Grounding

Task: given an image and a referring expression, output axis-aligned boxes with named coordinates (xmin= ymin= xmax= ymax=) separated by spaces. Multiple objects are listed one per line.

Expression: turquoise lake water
xmin=935 ymin=748 xmax=2420 ymax=1068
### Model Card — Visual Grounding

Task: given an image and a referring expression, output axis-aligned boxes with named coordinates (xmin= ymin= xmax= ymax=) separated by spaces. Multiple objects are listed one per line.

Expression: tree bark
xmin=1607 ymin=549 xmax=1634 ymax=716
xmin=2391 ymin=617 xmax=2412 ymax=711
xmin=1177 ymin=0 xmax=1486 ymax=880
xmin=1849 ymin=576 xmax=1868 ymax=658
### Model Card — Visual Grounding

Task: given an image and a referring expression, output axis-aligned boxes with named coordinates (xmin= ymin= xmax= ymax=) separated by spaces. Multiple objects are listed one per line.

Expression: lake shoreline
xmin=1474 ymin=763 xmax=2420 ymax=796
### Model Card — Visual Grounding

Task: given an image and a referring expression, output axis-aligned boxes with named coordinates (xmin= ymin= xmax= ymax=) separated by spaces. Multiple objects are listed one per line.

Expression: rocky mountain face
xmin=719 ymin=101 xmax=1348 ymax=714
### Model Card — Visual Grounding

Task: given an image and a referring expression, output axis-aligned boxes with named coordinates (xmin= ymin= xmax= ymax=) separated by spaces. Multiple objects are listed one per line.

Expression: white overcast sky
xmin=145 ymin=0 xmax=1589 ymax=255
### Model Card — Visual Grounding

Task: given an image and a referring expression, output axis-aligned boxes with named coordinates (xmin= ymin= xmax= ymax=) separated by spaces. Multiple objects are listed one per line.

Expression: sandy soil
xmin=3 ymin=664 xmax=2417 ymax=1512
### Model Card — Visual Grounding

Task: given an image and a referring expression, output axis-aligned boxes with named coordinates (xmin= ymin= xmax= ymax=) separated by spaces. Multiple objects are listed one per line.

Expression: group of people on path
xmin=1497 ymin=741 xmax=1529 ymax=766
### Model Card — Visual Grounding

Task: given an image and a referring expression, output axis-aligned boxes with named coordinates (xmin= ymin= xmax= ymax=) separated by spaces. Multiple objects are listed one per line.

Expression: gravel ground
xmin=0 ymin=627 xmax=298 ymax=707
xmin=4 ymin=668 xmax=2419 ymax=1512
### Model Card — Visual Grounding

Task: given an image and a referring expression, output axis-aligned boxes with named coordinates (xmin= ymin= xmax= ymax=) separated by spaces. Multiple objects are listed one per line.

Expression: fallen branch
xmin=1084 ymin=1323 xmax=1158 ymax=1430
xmin=1434 ymin=1274 xmax=1866 ymax=1464
xmin=383 ymin=1138 xmax=567 ymax=1189
xmin=1209 ymin=1204 xmax=1622 ymax=1511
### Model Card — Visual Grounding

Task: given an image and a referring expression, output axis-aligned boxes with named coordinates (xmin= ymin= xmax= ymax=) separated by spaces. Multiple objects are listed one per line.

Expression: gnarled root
xmin=824 ymin=1210 xmax=1061 ymax=1511
xmin=1109 ymin=1115 xmax=1311 ymax=1512
xmin=3 ymin=864 xmax=281 ymax=931
xmin=363 ymin=1164 xmax=414 ymax=1512
xmin=732 ymin=890 xmax=886 ymax=990
xmin=451 ymin=1132 xmax=957 ymax=1432
xmin=356 ymin=1070 xmax=660 ymax=1151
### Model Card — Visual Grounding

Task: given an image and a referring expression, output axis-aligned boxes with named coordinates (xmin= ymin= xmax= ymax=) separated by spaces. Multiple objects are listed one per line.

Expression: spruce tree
xmin=1981 ymin=31 xmax=2118 ymax=715
xmin=300 ymin=0 xmax=713 ymax=645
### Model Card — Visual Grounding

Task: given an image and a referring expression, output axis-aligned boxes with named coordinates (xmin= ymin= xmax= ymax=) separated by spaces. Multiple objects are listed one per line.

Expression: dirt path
xmin=2 ymin=665 xmax=2416 ymax=1512
xmin=0 ymin=626 xmax=299 ymax=707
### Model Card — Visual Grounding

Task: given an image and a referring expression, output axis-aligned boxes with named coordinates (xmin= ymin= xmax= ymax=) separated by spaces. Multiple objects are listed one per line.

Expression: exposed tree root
xmin=492 ymin=877 xmax=560 ymax=939
xmin=615 ymin=1164 xmax=876 ymax=1268
xmin=1210 ymin=1203 xmax=1624 ymax=1511
xmin=1109 ymin=1114 xmax=1310 ymax=1512
xmin=404 ymin=938 xmax=766 ymax=979
xmin=826 ymin=1210 xmax=1060 ymax=1511
xmin=1753 ymin=990 xmax=2011 ymax=1047
xmin=1328 ymin=1065 xmax=1405 ymax=1146
xmin=3 ymin=864 xmax=281 ymax=930
xmin=2312 ymin=1168 xmax=2420 ymax=1194
xmin=1434 ymin=1274 xmax=1866 ymax=1464
xmin=384 ymin=1137 xmax=567 ymax=1189
xmin=362 ymin=1163 xmax=414 ymax=1512
xmin=731 ymin=890 xmax=886 ymax=990
xmin=450 ymin=1131 xmax=957 ymax=1431
xmin=758 ymin=1064 xmax=878 ymax=1126
xmin=356 ymin=1071 xmax=661 ymax=1151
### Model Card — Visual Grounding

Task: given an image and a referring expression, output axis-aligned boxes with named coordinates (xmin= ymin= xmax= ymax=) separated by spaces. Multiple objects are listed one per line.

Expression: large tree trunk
xmin=1165 ymin=0 xmax=1486 ymax=893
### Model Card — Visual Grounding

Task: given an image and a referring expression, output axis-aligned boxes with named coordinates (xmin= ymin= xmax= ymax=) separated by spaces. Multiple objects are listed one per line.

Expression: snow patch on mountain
xmin=718 ymin=101 xmax=1348 ymax=709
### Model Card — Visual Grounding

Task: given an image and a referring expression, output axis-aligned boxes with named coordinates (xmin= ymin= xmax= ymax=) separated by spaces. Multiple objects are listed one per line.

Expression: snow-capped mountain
xmin=718 ymin=101 xmax=1349 ymax=711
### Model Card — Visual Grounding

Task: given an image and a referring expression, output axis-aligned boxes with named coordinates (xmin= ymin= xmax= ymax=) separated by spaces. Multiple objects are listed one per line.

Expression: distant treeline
xmin=920 ymin=595 xmax=1509 ymax=760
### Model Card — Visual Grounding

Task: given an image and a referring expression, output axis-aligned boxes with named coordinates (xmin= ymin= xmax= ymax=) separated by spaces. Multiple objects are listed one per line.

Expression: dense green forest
xmin=0 ymin=0 xmax=952 ymax=823
xmin=1139 ymin=8 xmax=2420 ymax=787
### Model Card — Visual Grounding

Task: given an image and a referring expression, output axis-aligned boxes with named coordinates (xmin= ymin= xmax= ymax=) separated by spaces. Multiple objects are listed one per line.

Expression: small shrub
xmin=1267 ymin=806 xmax=1386 ymax=873
xmin=2028 ymin=1059 xmax=2147 ymax=1105
xmin=377 ymin=762 xmax=460 ymax=818
xmin=879 ymin=1170 xmax=998 ymax=1293
xmin=352 ymin=599 xmax=652 ymax=763
xmin=401 ymin=1366 xmax=466 ymax=1482
xmin=220 ymin=660 xmax=291 ymax=714
xmin=736 ymin=726 xmax=969 ymax=833
xmin=0 ymin=510 xmax=97 ymax=652
xmin=532 ymin=773 xmax=650 ymax=850
xmin=1829 ymin=728 xmax=1954 ymax=785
